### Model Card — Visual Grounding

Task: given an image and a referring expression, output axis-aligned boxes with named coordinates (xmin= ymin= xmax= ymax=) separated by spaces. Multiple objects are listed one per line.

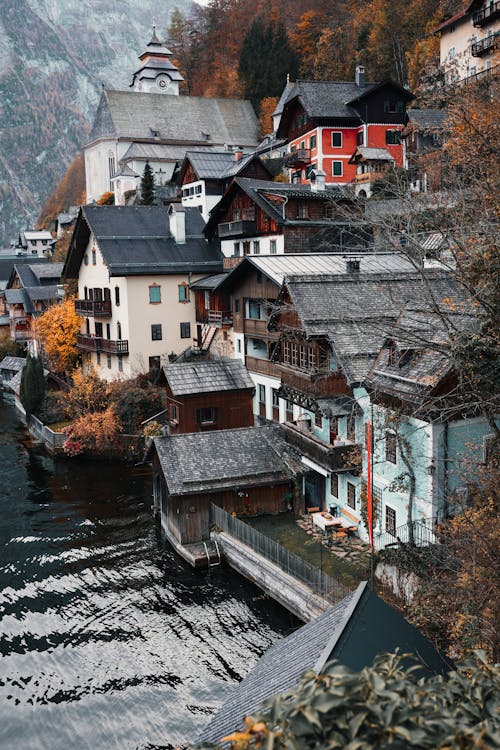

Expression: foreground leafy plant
xmin=199 ymin=652 xmax=499 ymax=750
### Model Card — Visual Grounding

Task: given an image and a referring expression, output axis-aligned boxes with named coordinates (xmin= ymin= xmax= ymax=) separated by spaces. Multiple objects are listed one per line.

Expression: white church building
xmin=84 ymin=28 xmax=260 ymax=205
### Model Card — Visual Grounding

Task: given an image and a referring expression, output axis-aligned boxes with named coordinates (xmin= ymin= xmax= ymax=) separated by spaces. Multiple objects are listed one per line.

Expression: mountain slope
xmin=0 ymin=0 xmax=188 ymax=245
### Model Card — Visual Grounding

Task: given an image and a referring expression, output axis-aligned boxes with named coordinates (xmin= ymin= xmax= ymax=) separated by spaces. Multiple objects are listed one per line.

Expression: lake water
xmin=0 ymin=398 xmax=298 ymax=749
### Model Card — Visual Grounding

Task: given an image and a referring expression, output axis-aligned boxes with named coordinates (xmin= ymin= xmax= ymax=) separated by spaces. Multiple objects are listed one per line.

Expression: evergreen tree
xmin=238 ymin=17 xmax=298 ymax=108
xmin=20 ymin=354 xmax=46 ymax=418
xmin=140 ymin=161 xmax=155 ymax=205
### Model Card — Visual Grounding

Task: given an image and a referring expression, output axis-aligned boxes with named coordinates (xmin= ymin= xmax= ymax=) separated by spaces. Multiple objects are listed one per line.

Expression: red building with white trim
xmin=276 ymin=67 xmax=414 ymax=195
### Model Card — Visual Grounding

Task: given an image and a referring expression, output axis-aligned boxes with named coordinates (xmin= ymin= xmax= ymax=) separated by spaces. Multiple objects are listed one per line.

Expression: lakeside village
xmin=1 ymin=10 xmax=499 ymax=747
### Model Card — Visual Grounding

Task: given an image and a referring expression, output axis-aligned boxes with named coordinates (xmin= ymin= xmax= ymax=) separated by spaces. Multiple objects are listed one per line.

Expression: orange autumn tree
xmin=63 ymin=408 xmax=122 ymax=456
xmin=36 ymin=296 xmax=81 ymax=374
xmin=63 ymin=367 xmax=123 ymax=456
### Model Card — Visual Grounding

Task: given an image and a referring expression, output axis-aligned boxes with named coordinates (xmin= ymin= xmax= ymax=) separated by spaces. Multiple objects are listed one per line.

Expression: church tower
xmin=130 ymin=26 xmax=184 ymax=95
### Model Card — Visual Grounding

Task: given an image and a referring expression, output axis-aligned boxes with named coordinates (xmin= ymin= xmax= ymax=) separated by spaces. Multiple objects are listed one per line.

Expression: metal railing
xmin=75 ymin=299 xmax=112 ymax=317
xmin=76 ymin=333 xmax=129 ymax=354
xmin=210 ymin=503 xmax=350 ymax=604
xmin=374 ymin=517 xmax=441 ymax=551
xmin=473 ymin=1 xmax=500 ymax=26
xmin=471 ymin=32 xmax=499 ymax=56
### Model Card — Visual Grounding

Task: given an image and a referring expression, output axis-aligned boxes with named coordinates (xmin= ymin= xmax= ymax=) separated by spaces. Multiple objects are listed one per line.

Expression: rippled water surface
xmin=0 ymin=398 xmax=298 ymax=749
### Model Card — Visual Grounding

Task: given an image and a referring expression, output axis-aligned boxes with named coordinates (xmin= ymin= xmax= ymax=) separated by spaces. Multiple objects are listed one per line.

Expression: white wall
xmin=220 ymin=234 xmax=284 ymax=258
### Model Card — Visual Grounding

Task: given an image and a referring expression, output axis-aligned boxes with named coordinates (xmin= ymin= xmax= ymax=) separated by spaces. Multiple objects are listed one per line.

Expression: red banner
xmin=366 ymin=421 xmax=373 ymax=548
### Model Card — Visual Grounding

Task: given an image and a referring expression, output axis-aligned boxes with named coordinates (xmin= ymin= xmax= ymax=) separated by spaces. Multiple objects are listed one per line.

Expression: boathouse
xmin=152 ymin=424 xmax=303 ymax=553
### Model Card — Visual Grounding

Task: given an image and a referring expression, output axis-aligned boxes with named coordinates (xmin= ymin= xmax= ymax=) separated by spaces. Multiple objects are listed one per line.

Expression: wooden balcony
xmin=245 ymin=355 xmax=281 ymax=378
xmin=277 ymin=363 xmax=350 ymax=399
xmin=285 ymin=148 xmax=311 ymax=167
xmin=473 ymin=1 xmax=500 ymax=26
xmin=281 ymin=421 xmax=360 ymax=473
xmin=355 ymin=170 xmax=389 ymax=184
xmin=76 ymin=333 xmax=129 ymax=355
xmin=243 ymin=318 xmax=280 ymax=338
xmin=218 ymin=220 xmax=257 ymax=238
xmin=207 ymin=309 xmax=232 ymax=326
xmin=471 ymin=33 xmax=498 ymax=56
xmin=75 ymin=299 xmax=112 ymax=317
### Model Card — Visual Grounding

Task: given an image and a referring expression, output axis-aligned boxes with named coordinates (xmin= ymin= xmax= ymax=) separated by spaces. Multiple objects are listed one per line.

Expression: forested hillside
xmin=166 ymin=0 xmax=457 ymax=122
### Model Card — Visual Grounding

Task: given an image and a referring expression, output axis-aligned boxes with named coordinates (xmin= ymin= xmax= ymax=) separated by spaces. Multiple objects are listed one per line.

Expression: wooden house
xmin=157 ymin=358 xmax=255 ymax=434
xmin=269 ymin=267 xmax=465 ymax=534
xmin=151 ymin=425 xmax=303 ymax=550
xmin=5 ymin=263 xmax=64 ymax=355
xmin=191 ymin=253 xmax=418 ymax=426
xmin=204 ymin=177 xmax=367 ymax=262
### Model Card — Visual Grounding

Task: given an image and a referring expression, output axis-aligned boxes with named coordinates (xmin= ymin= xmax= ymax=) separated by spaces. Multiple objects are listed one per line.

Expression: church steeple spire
xmin=130 ymin=26 xmax=183 ymax=95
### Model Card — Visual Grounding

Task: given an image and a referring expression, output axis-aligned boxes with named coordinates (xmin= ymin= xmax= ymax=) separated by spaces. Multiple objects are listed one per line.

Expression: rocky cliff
xmin=0 ymin=0 xmax=188 ymax=245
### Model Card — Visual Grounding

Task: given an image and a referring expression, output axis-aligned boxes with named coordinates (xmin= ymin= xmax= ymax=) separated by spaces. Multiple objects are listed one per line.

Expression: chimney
xmin=169 ymin=204 xmax=186 ymax=244
xmin=310 ymin=168 xmax=326 ymax=192
xmin=233 ymin=146 xmax=243 ymax=162
xmin=346 ymin=258 xmax=360 ymax=273
xmin=355 ymin=65 xmax=365 ymax=88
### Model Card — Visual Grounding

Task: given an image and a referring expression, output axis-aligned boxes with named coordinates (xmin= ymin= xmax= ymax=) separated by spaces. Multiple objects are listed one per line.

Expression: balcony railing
xmin=13 ymin=330 xmax=31 ymax=342
xmin=285 ymin=148 xmax=311 ymax=167
xmin=471 ymin=33 xmax=498 ymax=56
xmin=76 ymin=333 xmax=129 ymax=354
xmin=207 ymin=309 xmax=232 ymax=326
xmin=473 ymin=1 xmax=500 ymax=26
xmin=278 ymin=363 xmax=350 ymax=399
xmin=218 ymin=220 xmax=257 ymax=238
xmin=245 ymin=355 xmax=281 ymax=378
xmin=282 ymin=421 xmax=360 ymax=473
xmin=75 ymin=299 xmax=112 ymax=317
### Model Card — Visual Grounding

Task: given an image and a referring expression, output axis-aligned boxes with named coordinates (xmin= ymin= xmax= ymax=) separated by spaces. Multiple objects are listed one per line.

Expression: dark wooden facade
xmin=153 ymin=452 xmax=298 ymax=546
xmin=164 ymin=384 xmax=254 ymax=435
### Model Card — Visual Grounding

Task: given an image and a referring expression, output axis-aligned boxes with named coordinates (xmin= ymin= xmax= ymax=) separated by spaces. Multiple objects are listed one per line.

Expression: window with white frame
xmin=270 ymin=239 xmax=277 ymax=254
xmin=332 ymin=161 xmax=342 ymax=177
xmin=331 ymin=132 xmax=342 ymax=147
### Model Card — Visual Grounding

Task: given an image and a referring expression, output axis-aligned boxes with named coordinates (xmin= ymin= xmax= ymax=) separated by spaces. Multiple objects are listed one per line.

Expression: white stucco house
xmin=62 ymin=204 xmax=223 ymax=380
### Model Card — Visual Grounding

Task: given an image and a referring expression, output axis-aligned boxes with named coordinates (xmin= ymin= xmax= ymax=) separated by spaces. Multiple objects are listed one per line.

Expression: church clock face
xmin=157 ymin=76 xmax=169 ymax=89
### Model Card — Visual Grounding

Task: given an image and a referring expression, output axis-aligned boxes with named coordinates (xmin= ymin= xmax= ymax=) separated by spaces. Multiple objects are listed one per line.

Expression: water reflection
xmin=0 ymin=398 xmax=298 ymax=749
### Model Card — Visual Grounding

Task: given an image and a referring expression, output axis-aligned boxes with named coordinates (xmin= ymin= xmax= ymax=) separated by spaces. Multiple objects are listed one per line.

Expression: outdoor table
xmin=312 ymin=512 xmax=339 ymax=532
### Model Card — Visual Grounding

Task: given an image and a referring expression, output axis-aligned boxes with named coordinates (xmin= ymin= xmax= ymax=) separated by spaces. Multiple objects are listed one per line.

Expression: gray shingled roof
xmin=183 ymin=150 xmax=247 ymax=179
xmin=122 ymin=142 xmax=215 ymax=162
xmin=368 ymin=307 xmax=478 ymax=403
xmin=64 ymin=205 xmax=223 ymax=278
xmin=162 ymin=359 xmax=254 ymax=396
xmin=284 ymin=271 xmax=466 ymax=384
xmin=407 ymin=108 xmax=448 ymax=129
xmin=154 ymin=425 xmax=303 ymax=496
xmin=190 ymin=273 xmax=228 ymax=290
xmin=351 ymin=147 xmax=394 ymax=162
xmin=281 ymin=79 xmax=379 ymax=119
xmin=199 ymin=588 xmax=359 ymax=744
xmin=0 ymin=356 xmax=25 ymax=372
xmin=216 ymin=253 xmax=416 ymax=292
xmin=88 ymin=90 xmax=259 ymax=147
